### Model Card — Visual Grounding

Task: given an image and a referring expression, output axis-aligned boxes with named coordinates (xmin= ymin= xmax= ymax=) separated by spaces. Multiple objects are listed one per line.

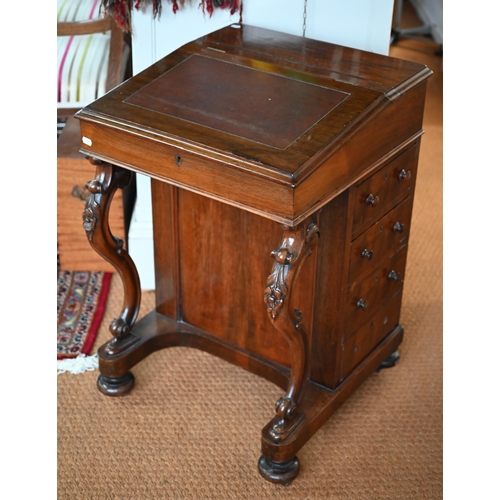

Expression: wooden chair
xmin=57 ymin=0 xmax=129 ymax=117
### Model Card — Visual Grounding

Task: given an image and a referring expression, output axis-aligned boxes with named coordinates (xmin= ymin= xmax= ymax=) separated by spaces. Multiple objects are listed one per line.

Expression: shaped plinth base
xmin=97 ymin=372 xmax=135 ymax=397
xmin=258 ymin=455 xmax=300 ymax=486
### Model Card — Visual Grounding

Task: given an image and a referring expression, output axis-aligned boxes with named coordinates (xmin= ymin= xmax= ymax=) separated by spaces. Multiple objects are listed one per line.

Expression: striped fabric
xmin=57 ymin=0 xmax=112 ymax=110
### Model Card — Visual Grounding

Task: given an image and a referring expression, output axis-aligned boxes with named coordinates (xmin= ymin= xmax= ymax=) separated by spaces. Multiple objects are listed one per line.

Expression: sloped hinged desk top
xmin=76 ymin=24 xmax=432 ymax=226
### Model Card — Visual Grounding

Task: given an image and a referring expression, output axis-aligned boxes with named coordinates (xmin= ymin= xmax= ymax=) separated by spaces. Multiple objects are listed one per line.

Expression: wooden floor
xmin=57 ymin=6 xmax=443 ymax=499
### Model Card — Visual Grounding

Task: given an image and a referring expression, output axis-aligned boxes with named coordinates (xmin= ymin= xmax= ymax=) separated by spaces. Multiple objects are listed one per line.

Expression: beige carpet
xmin=57 ymin=17 xmax=442 ymax=500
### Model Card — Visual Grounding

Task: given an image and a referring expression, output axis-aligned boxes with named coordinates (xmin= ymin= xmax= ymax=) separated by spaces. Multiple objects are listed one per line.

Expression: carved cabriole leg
xmin=83 ymin=158 xmax=141 ymax=396
xmin=259 ymin=219 xmax=319 ymax=484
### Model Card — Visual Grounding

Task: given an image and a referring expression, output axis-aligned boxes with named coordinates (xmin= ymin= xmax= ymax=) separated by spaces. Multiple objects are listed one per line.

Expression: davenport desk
xmin=75 ymin=24 xmax=431 ymax=485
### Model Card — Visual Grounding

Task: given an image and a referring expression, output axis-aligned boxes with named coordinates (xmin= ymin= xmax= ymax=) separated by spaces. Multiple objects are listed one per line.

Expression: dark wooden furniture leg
xmin=377 ymin=349 xmax=401 ymax=371
xmin=82 ymin=158 xmax=141 ymax=396
xmin=259 ymin=219 xmax=319 ymax=484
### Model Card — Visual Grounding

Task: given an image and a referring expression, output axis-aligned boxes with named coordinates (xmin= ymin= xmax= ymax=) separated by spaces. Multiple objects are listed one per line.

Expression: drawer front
xmin=351 ymin=145 xmax=418 ymax=237
xmin=342 ymin=292 xmax=402 ymax=380
xmin=79 ymin=121 xmax=295 ymax=223
xmin=348 ymin=196 xmax=413 ymax=284
xmin=344 ymin=245 xmax=407 ymax=337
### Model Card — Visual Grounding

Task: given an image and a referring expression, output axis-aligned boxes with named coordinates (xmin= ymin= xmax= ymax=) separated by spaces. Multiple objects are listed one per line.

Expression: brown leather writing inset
xmin=125 ymin=54 xmax=349 ymax=149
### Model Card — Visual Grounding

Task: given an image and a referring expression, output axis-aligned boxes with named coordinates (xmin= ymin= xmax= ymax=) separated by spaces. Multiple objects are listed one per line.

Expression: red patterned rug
xmin=57 ymin=270 xmax=112 ymax=360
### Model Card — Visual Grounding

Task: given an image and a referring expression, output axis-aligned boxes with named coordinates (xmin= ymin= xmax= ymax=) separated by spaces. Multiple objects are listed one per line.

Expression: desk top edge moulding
xmin=75 ymin=24 xmax=432 ymax=485
xmin=76 ymin=23 xmax=431 ymax=226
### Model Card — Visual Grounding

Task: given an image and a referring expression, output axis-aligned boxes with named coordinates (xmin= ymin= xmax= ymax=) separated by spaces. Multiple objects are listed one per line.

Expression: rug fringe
xmin=57 ymin=354 xmax=99 ymax=375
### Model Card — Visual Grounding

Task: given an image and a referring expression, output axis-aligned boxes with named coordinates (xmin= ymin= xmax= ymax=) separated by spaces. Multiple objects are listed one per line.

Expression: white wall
xmin=131 ymin=4 xmax=241 ymax=73
xmin=242 ymin=0 xmax=394 ymax=55
xmin=128 ymin=1 xmax=395 ymax=289
xmin=133 ymin=0 xmax=394 ymax=72
xmin=127 ymin=5 xmax=243 ymax=289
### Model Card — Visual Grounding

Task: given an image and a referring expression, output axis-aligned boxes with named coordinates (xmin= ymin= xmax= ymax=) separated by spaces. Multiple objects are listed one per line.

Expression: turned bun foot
xmin=97 ymin=372 xmax=135 ymax=396
xmin=376 ymin=349 xmax=400 ymax=371
xmin=258 ymin=455 xmax=300 ymax=485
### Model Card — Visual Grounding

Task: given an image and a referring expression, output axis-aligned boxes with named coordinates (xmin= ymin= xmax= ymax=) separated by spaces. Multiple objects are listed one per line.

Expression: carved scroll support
xmin=263 ymin=219 xmax=320 ymax=442
xmin=83 ymin=158 xmax=141 ymax=362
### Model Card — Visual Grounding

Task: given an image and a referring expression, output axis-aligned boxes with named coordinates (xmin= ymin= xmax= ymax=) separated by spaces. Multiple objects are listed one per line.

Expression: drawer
xmin=344 ymin=245 xmax=407 ymax=337
xmin=348 ymin=196 xmax=413 ymax=285
xmin=341 ymin=292 xmax=402 ymax=380
xmin=351 ymin=144 xmax=418 ymax=238
xmin=78 ymin=120 xmax=295 ymax=223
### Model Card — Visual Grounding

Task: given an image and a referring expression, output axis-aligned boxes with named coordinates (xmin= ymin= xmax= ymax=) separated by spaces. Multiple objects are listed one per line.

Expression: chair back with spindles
xmin=57 ymin=0 xmax=127 ymax=117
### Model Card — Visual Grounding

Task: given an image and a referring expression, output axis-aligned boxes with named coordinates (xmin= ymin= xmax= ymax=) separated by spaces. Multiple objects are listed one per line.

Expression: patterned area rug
xmin=57 ymin=270 xmax=112 ymax=360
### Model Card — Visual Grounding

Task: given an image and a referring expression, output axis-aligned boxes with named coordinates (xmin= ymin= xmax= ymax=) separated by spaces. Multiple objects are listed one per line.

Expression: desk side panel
xmin=174 ymin=190 xmax=317 ymax=369
xmin=152 ymin=180 xmax=181 ymax=320
xmin=310 ymin=190 xmax=351 ymax=389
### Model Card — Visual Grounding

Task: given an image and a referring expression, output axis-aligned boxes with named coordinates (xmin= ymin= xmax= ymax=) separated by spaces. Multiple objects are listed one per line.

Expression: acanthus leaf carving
xmin=264 ymin=249 xmax=292 ymax=320
xmin=263 ymin=219 xmax=320 ymax=441
xmin=83 ymin=188 xmax=103 ymax=241
xmin=82 ymin=159 xmax=140 ymax=356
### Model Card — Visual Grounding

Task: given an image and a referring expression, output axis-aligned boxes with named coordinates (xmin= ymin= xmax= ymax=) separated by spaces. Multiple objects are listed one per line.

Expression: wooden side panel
xmin=151 ymin=180 xmax=180 ymax=320
xmin=175 ymin=189 xmax=317 ymax=368
xmin=310 ymin=190 xmax=350 ymax=389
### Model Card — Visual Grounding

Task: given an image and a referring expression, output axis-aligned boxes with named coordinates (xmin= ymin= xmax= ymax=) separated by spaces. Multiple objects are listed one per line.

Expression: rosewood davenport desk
xmin=76 ymin=25 xmax=431 ymax=485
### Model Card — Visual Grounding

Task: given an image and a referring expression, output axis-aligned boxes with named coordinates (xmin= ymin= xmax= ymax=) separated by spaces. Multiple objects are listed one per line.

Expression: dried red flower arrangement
xmin=100 ymin=0 xmax=243 ymax=32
